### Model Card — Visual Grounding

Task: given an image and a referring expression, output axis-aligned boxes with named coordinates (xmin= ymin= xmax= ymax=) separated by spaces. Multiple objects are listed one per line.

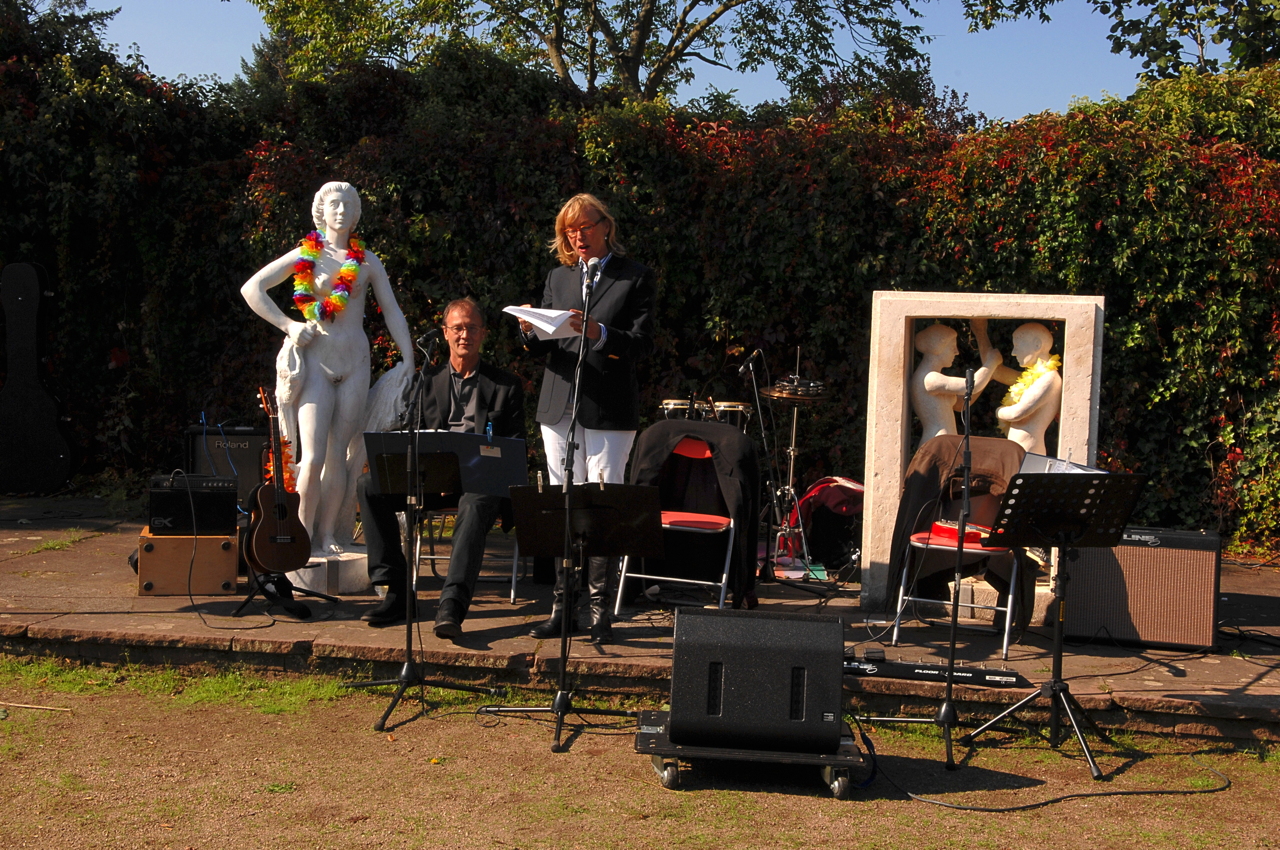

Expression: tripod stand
xmin=343 ymin=351 xmax=507 ymax=731
xmin=483 ymin=483 xmax=663 ymax=751
xmin=959 ymin=471 xmax=1146 ymax=779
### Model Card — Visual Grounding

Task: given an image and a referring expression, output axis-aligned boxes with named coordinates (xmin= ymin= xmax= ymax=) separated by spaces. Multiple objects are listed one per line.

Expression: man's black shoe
xmin=433 ymin=598 xmax=464 ymax=641
xmin=362 ymin=590 xmax=410 ymax=627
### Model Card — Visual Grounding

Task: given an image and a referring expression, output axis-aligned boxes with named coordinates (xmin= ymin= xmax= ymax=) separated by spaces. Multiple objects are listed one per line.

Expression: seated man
xmin=356 ymin=297 xmax=525 ymax=639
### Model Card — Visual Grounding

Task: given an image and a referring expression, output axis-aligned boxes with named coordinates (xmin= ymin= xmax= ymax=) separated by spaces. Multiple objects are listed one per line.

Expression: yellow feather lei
xmin=998 ymin=355 xmax=1061 ymax=434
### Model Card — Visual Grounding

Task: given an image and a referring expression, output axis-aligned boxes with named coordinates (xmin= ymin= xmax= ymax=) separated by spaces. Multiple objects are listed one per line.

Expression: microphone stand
xmin=743 ymin=354 xmax=784 ymax=582
xmin=481 ymin=261 xmax=636 ymax=752
xmin=345 ymin=334 xmax=503 ymax=731
xmin=935 ymin=368 xmax=974 ymax=770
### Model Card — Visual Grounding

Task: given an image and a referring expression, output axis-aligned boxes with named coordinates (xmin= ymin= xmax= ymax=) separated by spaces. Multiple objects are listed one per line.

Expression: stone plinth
xmin=292 ymin=548 xmax=371 ymax=596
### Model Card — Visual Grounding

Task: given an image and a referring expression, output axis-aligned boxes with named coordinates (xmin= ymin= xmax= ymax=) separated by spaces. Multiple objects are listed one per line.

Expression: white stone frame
xmin=860 ymin=291 xmax=1106 ymax=611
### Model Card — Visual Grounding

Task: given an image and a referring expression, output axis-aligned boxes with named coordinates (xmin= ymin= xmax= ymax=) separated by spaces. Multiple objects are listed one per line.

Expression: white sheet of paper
xmin=502 ymin=306 xmax=579 ymax=340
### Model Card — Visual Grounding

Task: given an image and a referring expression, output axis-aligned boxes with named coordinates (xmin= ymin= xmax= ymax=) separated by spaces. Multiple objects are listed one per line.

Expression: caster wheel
xmin=829 ymin=773 xmax=850 ymax=800
xmin=660 ymin=763 xmax=680 ymax=790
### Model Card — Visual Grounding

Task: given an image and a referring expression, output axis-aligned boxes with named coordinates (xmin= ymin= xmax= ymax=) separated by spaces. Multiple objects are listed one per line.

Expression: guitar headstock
xmin=257 ymin=387 xmax=277 ymax=418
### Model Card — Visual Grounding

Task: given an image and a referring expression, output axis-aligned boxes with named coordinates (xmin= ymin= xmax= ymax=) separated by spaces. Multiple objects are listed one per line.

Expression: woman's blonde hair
xmin=548 ymin=193 xmax=625 ymax=266
xmin=311 ymin=181 xmax=362 ymax=232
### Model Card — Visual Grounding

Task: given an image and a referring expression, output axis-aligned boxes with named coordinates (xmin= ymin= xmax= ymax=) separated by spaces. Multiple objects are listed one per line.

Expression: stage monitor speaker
xmin=186 ymin=425 xmax=267 ymax=507
xmin=669 ymin=608 xmax=844 ymax=754
xmin=137 ymin=527 xmax=238 ymax=595
xmin=1067 ymin=526 xmax=1220 ymax=650
xmin=148 ymin=474 xmax=238 ymax=537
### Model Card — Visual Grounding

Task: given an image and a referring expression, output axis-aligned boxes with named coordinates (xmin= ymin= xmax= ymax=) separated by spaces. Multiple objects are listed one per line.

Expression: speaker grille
xmin=789 ymin=667 xmax=806 ymax=721
xmin=1067 ymin=527 xmax=1220 ymax=649
xmin=706 ymin=662 xmax=723 ymax=716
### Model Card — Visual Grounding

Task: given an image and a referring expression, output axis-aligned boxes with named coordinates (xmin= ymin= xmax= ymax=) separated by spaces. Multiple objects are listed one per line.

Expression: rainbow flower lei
xmin=292 ymin=230 xmax=364 ymax=322
xmin=998 ymin=354 xmax=1061 ymax=434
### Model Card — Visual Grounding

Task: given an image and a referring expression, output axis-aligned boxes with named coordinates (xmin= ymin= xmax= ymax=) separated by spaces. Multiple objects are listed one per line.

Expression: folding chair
xmin=615 ymin=435 xmax=737 ymax=614
xmin=887 ymin=435 xmax=1028 ymax=660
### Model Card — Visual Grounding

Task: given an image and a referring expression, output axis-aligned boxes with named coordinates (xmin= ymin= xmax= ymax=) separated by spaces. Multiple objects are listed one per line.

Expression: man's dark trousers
xmin=357 ymin=473 xmax=503 ymax=619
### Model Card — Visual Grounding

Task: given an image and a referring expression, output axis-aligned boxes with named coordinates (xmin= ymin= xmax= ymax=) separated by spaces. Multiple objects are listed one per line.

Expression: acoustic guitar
xmin=244 ymin=388 xmax=312 ymax=574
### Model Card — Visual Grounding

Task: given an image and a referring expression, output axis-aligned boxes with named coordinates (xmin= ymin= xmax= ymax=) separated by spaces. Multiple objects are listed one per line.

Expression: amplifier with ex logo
xmin=148 ymin=474 xmax=238 ymax=537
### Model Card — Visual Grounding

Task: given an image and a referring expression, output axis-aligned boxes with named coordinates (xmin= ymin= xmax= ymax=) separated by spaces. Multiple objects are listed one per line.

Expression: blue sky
xmin=86 ymin=0 xmax=1154 ymax=121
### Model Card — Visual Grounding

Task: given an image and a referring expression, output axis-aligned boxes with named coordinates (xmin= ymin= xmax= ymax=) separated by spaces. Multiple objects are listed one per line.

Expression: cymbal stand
xmin=764 ymin=348 xmax=825 ymax=597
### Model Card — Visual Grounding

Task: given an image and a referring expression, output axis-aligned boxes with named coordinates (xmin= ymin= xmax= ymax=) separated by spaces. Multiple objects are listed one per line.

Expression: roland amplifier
xmin=186 ymin=425 xmax=267 ymax=507
xmin=148 ymin=474 xmax=238 ymax=537
xmin=1067 ymin=527 xmax=1220 ymax=649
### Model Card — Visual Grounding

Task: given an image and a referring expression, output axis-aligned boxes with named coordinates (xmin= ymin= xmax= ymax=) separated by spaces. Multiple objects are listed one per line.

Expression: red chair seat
xmin=661 ymin=511 xmax=732 ymax=531
xmin=909 ymin=530 xmax=1009 ymax=555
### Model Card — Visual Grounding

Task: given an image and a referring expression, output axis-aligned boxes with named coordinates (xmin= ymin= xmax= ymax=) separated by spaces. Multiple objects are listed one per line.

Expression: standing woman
xmin=241 ymin=182 xmax=414 ymax=557
xmin=519 ymin=193 xmax=656 ymax=643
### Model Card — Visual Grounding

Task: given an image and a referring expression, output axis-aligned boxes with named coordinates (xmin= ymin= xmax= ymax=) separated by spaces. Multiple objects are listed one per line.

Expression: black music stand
xmin=344 ymin=430 xmax=522 ymax=731
xmin=479 ymin=483 xmax=664 ymax=751
xmin=959 ymin=471 xmax=1147 ymax=779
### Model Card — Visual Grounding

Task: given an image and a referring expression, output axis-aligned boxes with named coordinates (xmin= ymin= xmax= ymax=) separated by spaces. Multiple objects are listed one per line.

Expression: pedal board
xmin=843 ymin=654 xmax=1029 ymax=689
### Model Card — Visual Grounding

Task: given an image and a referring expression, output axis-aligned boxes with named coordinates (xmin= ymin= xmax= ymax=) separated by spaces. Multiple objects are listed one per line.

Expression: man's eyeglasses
xmin=445 ymin=324 xmax=483 ymax=336
xmin=564 ymin=219 xmax=602 ymax=237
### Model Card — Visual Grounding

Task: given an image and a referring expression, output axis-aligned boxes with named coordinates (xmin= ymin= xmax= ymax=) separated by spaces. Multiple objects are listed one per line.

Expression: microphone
xmin=965 ymin=367 xmax=974 ymax=399
xmin=416 ymin=328 xmax=441 ymax=347
xmin=738 ymin=348 xmax=762 ymax=375
xmin=585 ymin=257 xmax=601 ymax=293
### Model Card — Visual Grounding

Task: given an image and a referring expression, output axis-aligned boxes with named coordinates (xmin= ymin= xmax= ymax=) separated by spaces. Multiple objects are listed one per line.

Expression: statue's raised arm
xmin=240 ymin=181 xmax=413 ymax=557
xmin=909 ymin=323 xmax=999 ymax=445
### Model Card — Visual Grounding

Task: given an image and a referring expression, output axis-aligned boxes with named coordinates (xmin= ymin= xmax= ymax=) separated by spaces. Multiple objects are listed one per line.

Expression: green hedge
xmin=2 ymin=5 xmax=1278 ymax=552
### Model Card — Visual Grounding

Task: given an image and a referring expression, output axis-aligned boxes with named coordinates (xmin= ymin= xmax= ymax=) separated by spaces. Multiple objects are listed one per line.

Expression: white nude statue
xmin=974 ymin=319 xmax=1062 ymax=455
xmin=910 ymin=323 xmax=1000 ymax=445
xmin=241 ymin=182 xmax=414 ymax=557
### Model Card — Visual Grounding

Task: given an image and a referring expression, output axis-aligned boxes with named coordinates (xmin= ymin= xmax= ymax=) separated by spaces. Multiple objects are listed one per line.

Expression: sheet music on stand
xmin=363 ymin=430 xmax=528 ymax=498
xmin=1018 ymin=453 xmax=1106 ymax=476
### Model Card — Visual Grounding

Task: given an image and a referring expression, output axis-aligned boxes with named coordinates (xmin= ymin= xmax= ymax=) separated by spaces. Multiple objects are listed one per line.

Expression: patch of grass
xmin=57 ymin=772 xmax=90 ymax=792
xmin=264 ymin=781 xmax=296 ymax=794
xmin=0 ymin=656 xmax=348 ymax=714
xmin=175 ymin=670 xmax=347 ymax=714
xmin=27 ymin=529 xmax=89 ymax=554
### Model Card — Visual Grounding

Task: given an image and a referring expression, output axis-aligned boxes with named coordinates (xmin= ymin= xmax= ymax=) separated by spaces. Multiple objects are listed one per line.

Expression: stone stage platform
xmin=1 ymin=496 xmax=1277 ymax=743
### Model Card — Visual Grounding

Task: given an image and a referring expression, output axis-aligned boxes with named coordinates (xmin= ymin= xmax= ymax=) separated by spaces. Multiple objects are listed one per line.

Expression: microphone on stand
xmin=585 ymin=257 xmax=601 ymax=294
xmin=965 ymin=367 xmax=974 ymax=402
xmin=738 ymin=348 xmax=762 ymax=375
xmin=416 ymin=328 xmax=442 ymax=348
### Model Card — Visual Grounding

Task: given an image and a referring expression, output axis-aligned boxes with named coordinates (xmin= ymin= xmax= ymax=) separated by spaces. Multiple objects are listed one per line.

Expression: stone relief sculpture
xmin=974 ymin=319 xmax=1062 ymax=455
xmin=241 ymin=181 xmax=414 ymax=557
xmin=909 ymin=323 xmax=1000 ymax=446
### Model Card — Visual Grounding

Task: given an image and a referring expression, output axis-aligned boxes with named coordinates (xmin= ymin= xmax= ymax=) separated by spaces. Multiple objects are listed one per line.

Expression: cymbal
xmin=761 ymin=382 xmax=830 ymax=402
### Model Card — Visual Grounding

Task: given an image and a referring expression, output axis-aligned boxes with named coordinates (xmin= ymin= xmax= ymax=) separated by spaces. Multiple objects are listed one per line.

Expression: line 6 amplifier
xmin=148 ymin=474 xmax=238 ymax=537
xmin=1067 ymin=526 xmax=1220 ymax=650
